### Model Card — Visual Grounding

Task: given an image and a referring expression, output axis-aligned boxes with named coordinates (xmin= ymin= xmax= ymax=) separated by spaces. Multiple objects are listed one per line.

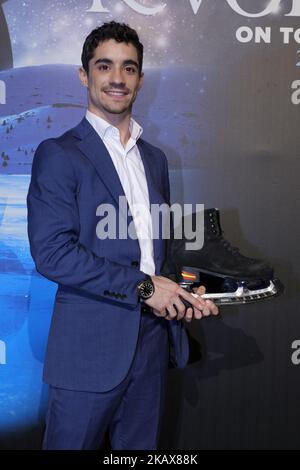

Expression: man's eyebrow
xmin=94 ymin=58 xmax=113 ymax=66
xmin=123 ymin=59 xmax=139 ymax=69
xmin=94 ymin=58 xmax=139 ymax=69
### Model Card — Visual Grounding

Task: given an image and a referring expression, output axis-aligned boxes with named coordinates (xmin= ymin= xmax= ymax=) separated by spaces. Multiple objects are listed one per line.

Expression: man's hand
xmin=144 ymin=276 xmax=218 ymax=321
xmin=183 ymin=285 xmax=219 ymax=323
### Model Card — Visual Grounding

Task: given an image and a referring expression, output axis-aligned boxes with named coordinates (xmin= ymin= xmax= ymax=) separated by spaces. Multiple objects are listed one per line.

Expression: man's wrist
xmin=137 ymin=275 xmax=155 ymax=300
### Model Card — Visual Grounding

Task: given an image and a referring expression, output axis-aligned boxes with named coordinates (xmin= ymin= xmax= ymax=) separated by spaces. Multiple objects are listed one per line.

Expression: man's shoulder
xmin=36 ymin=119 xmax=87 ymax=155
xmin=31 ymin=120 xmax=90 ymax=174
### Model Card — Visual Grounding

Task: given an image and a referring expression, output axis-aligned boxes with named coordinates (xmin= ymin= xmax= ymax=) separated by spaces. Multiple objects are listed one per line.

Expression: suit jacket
xmin=27 ymin=117 xmax=189 ymax=392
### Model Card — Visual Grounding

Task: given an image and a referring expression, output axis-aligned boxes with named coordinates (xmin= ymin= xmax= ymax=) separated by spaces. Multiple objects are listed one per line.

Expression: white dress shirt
xmin=86 ymin=110 xmax=155 ymax=276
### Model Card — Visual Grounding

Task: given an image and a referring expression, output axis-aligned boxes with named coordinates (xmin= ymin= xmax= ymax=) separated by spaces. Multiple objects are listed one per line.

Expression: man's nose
xmin=110 ymin=67 xmax=125 ymax=85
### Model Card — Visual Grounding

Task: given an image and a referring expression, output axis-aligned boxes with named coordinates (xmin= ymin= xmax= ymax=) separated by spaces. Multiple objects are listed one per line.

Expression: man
xmin=27 ymin=21 xmax=218 ymax=450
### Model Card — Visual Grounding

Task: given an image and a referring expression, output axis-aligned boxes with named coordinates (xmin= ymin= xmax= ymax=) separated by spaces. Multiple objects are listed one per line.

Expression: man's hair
xmin=81 ymin=21 xmax=144 ymax=75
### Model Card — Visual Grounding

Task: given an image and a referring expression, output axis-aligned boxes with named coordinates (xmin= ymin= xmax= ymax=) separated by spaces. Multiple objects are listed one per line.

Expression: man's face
xmin=79 ymin=39 xmax=144 ymax=121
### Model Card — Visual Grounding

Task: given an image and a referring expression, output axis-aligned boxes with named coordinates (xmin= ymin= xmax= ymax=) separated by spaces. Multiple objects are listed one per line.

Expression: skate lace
xmin=220 ymin=236 xmax=241 ymax=255
xmin=209 ymin=211 xmax=242 ymax=255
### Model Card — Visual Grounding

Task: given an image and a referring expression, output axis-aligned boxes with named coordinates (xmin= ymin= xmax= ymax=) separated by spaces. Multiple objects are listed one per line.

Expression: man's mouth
xmin=104 ymin=89 xmax=129 ymax=97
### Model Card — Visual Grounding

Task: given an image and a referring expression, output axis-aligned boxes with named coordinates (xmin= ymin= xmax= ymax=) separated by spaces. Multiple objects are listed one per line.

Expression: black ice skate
xmin=163 ymin=208 xmax=283 ymax=306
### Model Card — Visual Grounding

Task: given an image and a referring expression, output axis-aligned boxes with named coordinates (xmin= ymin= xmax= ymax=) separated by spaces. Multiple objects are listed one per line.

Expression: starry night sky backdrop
xmin=0 ymin=0 xmax=300 ymax=449
xmin=3 ymin=0 xmax=247 ymax=68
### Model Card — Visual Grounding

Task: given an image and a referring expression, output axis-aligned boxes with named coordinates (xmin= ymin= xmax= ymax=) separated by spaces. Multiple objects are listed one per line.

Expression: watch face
xmin=139 ymin=280 xmax=154 ymax=299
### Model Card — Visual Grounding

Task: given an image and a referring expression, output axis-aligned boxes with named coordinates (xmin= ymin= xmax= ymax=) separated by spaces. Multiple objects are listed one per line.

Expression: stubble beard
xmin=102 ymin=102 xmax=133 ymax=116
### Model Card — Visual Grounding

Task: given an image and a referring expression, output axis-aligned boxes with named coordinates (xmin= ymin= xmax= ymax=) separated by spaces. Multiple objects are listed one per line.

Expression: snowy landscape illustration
xmin=0 ymin=64 xmax=209 ymax=173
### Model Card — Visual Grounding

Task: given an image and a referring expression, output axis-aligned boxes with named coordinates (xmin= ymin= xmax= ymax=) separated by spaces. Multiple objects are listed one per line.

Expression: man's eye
xmin=99 ymin=64 xmax=109 ymax=71
xmin=125 ymin=67 xmax=136 ymax=73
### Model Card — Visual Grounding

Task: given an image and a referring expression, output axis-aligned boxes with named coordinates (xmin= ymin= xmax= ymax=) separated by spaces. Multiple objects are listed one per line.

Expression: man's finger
xmin=193 ymin=285 xmax=206 ymax=295
xmin=165 ymin=305 xmax=177 ymax=320
xmin=179 ymin=288 xmax=207 ymax=310
xmin=202 ymin=305 xmax=211 ymax=316
xmin=205 ymin=299 xmax=219 ymax=315
xmin=193 ymin=307 xmax=203 ymax=320
xmin=178 ymin=295 xmax=193 ymax=310
xmin=172 ymin=298 xmax=187 ymax=320
xmin=184 ymin=307 xmax=194 ymax=322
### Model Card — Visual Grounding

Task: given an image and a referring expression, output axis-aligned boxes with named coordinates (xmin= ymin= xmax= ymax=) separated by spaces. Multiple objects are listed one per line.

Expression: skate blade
xmin=190 ymin=279 xmax=283 ymax=306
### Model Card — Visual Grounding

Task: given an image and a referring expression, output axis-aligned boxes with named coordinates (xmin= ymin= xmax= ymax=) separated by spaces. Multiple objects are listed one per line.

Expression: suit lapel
xmin=74 ymin=118 xmax=126 ymax=206
xmin=137 ymin=140 xmax=166 ymax=268
xmin=137 ymin=140 xmax=164 ymax=206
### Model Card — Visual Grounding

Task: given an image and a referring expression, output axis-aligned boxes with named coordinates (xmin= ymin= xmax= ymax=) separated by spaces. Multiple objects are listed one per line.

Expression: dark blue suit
xmin=27 ymin=118 xmax=189 ymax=449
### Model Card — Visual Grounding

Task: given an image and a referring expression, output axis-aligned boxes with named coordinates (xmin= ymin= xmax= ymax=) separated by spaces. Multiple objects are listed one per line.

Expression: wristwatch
xmin=137 ymin=275 xmax=155 ymax=300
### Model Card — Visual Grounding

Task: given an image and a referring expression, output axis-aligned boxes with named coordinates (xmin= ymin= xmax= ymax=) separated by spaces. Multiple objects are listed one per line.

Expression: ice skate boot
xmin=165 ymin=208 xmax=283 ymax=306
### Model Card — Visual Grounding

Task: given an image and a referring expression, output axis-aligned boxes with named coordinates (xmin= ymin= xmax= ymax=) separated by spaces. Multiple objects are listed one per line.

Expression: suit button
xmin=131 ymin=261 xmax=139 ymax=267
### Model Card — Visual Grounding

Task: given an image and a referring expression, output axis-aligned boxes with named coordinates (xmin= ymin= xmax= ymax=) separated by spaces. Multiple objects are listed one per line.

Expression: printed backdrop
xmin=0 ymin=0 xmax=300 ymax=449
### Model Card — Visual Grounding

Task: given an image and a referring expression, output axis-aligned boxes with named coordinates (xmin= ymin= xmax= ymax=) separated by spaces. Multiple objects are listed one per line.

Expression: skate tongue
xmin=204 ymin=208 xmax=222 ymax=238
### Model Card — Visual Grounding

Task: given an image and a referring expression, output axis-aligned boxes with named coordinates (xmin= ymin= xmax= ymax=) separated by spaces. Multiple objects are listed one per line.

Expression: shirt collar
xmin=86 ymin=109 xmax=143 ymax=143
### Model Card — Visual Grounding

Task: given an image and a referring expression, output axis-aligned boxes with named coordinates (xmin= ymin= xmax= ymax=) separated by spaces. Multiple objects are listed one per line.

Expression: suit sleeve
xmin=161 ymin=151 xmax=171 ymax=206
xmin=27 ymin=140 xmax=145 ymax=308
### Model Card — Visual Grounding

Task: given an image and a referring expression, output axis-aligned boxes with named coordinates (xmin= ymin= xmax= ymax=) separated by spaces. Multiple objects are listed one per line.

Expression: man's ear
xmin=138 ymin=72 xmax=144 ymax=91
xmin=79 ymin=67 xmax=88 ymax=88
